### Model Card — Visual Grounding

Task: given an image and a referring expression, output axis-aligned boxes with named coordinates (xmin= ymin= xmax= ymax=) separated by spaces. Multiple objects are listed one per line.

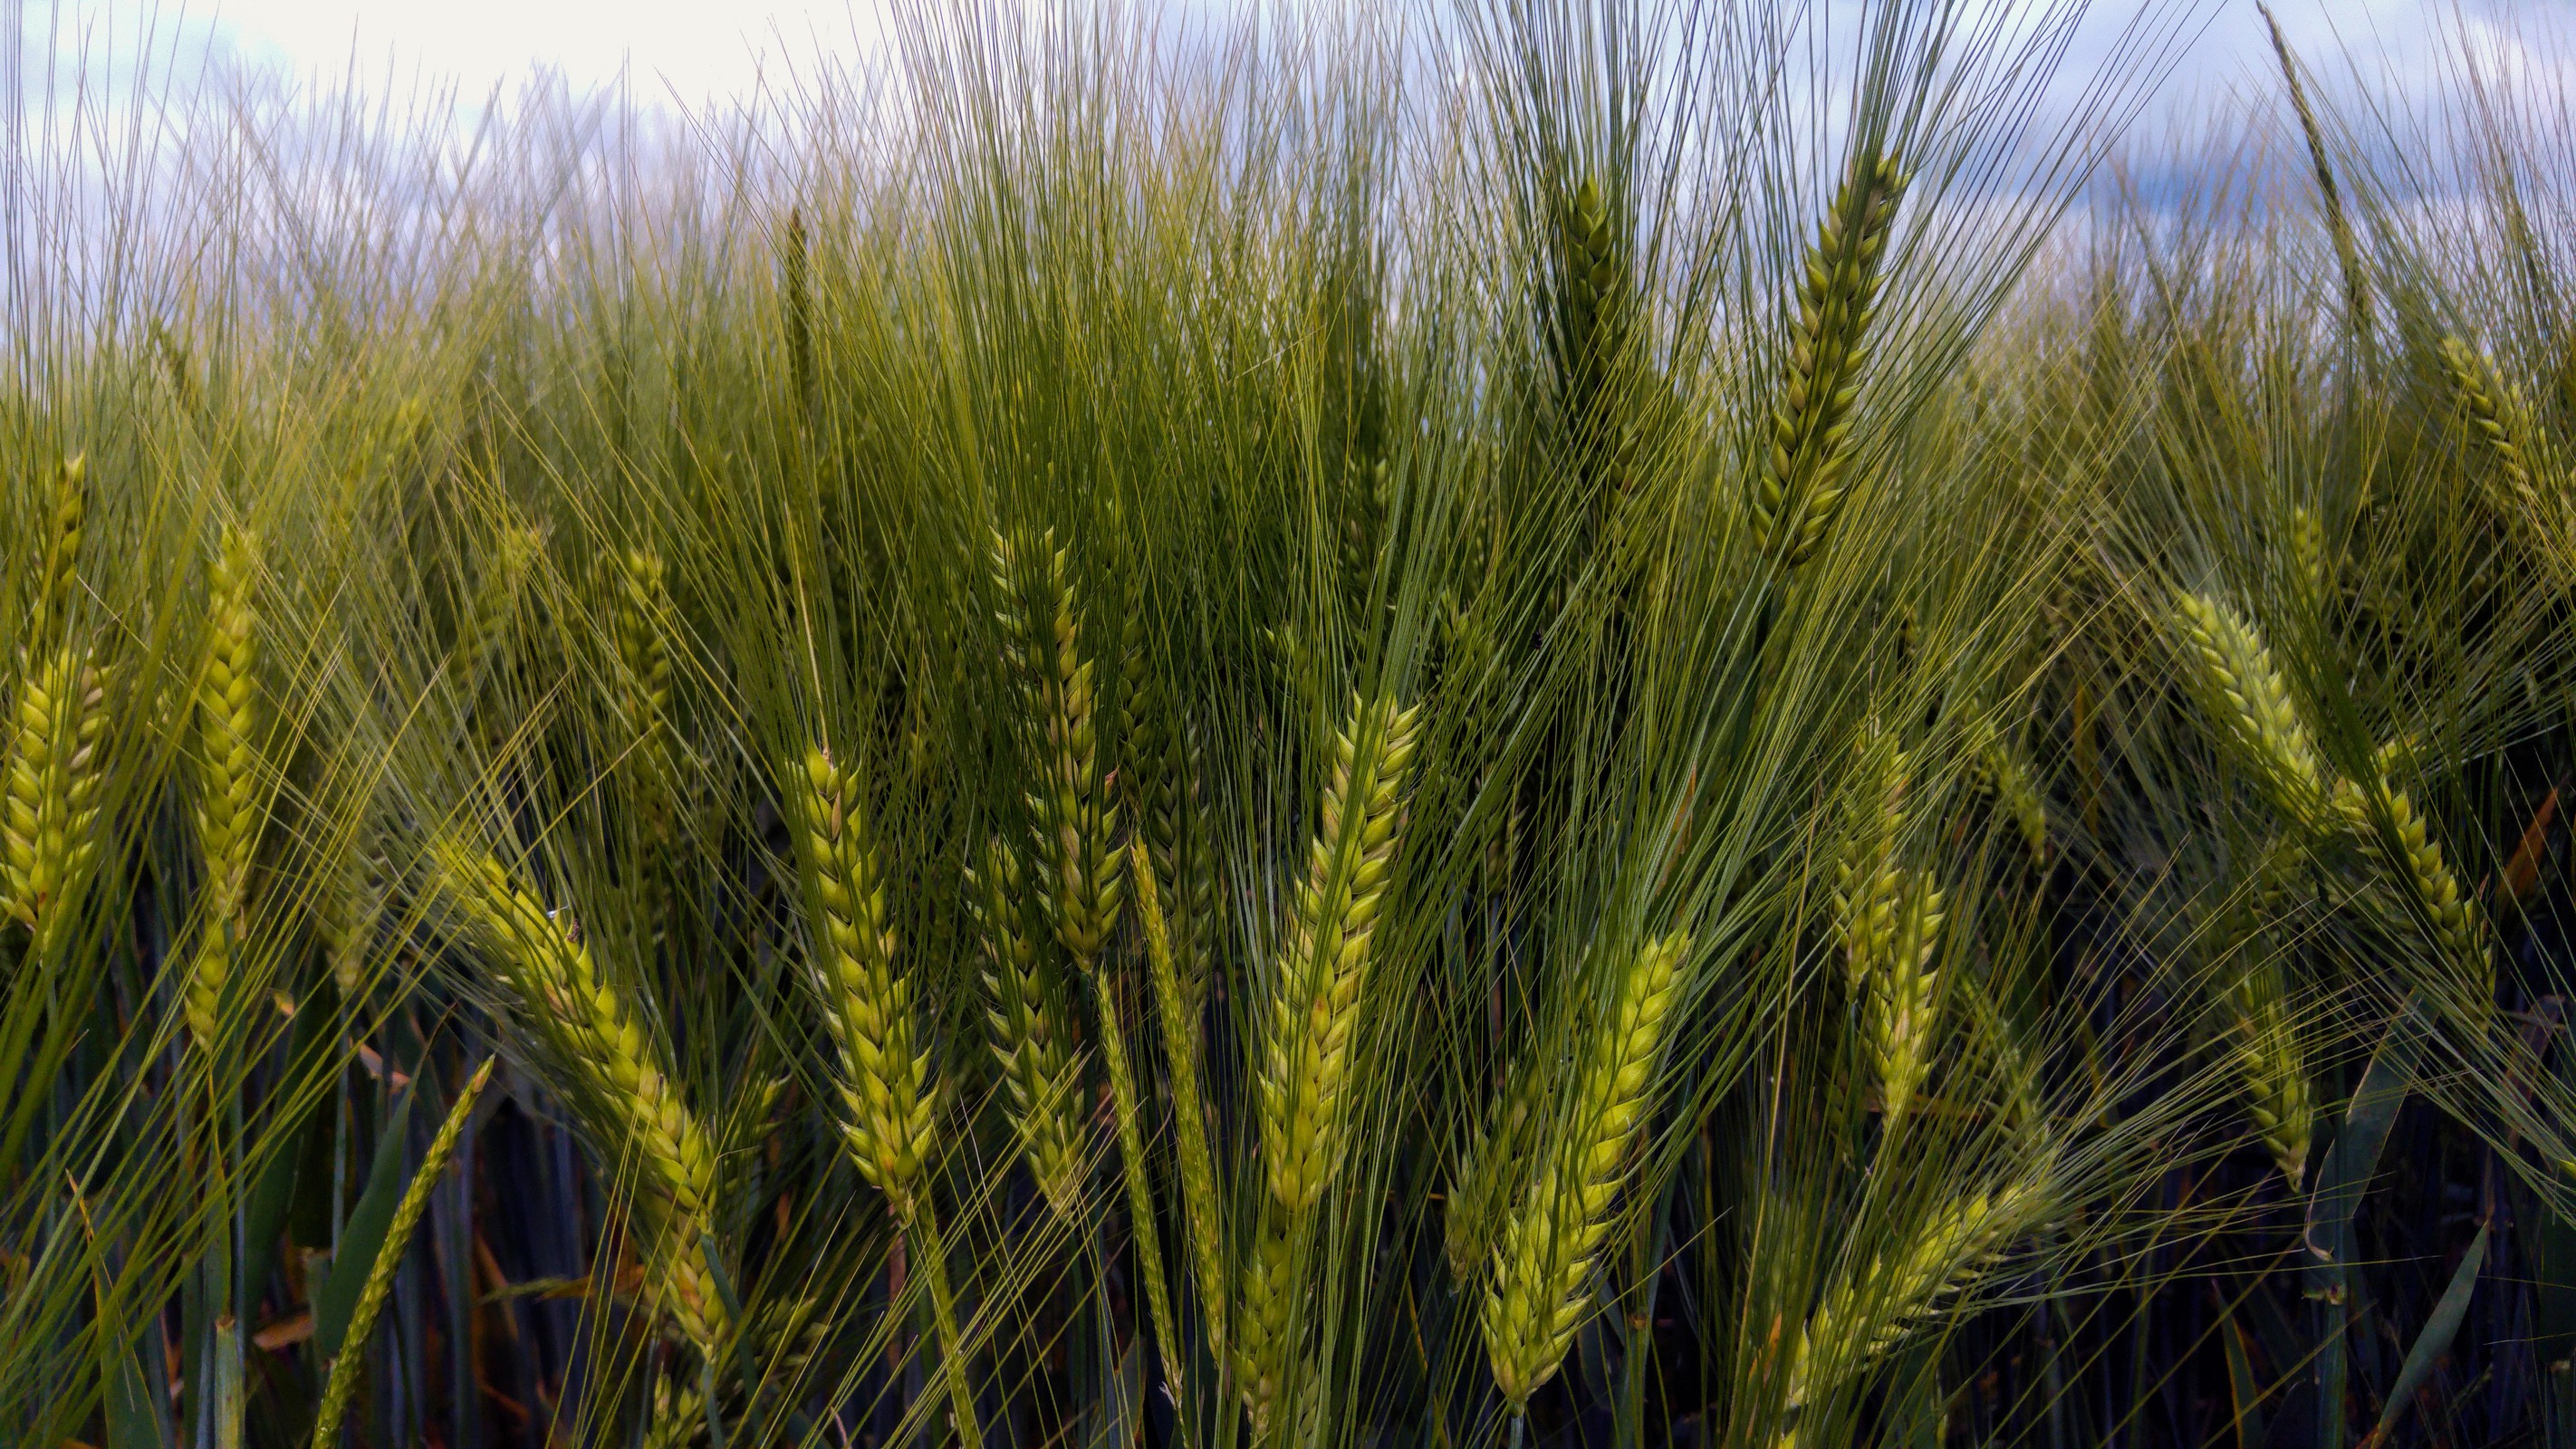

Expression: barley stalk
xmin=1752 ymin=152 xmax=1908 ymax=565
xmin=308 ymin=1058 xmax=495 ymax=1448
xmin=1134 ymin=838 xmax=1227 ymax=1365
xmin=187 ymin=524 xmax=264 ymax=1050
xmin=968 ymin=838 xmax=1087 ymax=1218
xmin=1480 ymin=931 xmax=1690 ymax=1407
xmin=1257 ymin=691 xmax=1421 ymax=1214
xmin=1090 ymin=953 xmax=1185 ymax=1404
xmin=429 ymin=834 xmax=726 ymax=1348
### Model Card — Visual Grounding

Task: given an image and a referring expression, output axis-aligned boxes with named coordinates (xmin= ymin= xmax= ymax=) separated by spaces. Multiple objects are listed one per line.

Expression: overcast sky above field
xmin=25 ymin=1 xmax=2551 ymax=121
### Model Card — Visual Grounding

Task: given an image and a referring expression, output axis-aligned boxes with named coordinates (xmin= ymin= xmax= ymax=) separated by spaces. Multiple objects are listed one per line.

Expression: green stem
xmin=1093 ymin=960 xmax=1188 ymax=1443
xmin=906 ymin=1196 xmax=981 ymax=1449
xmin=1135 ymin=840 xmax=1226 ymax=1373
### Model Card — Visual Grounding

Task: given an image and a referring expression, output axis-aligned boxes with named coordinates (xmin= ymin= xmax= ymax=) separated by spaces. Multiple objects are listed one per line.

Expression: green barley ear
xmin=991 ymin=527 xmax=1125 ymax=965
xmin=2 ymin=644 xmax=108 ymax=964
xmin=1966 ymin=716 xmax=2048 ymax=868
xmin=187 ymin=524 xmax=264 ymax=1049
xmin=2439 ymin=334 xmax=2553 ymax=506
xmin=788 ymin=744 xmax=938 ymax=1220
xmin=1555 ymin=175 xmax=1646 ymax=504
xmin=2341 ymin=770 xmax=2486 ymax=997
xmin=1233 ymin=1211 xmax=1299 ymax=1438
xmin=428 ymin=834 xmax=726 ymax=1348
xmin=1752 ymin=152 xmax=1908 ymax=566
xmin=1480 ymin=931 xmax=1690 ymax=1407
xmin=452 ymin=523 xmax=541 ymax=703
xmin=1833 ymin=725 xmax=1946 ymax=1128
xmin=2170 ymin=591 xmax=2333 ymax=831
xmin=28 ymin=455 xmax=86 ymax=648
xmin=2258 ymin=5 xmax=2372 ymax=349
xmin=783 ymin=205 xmax=815 ymax=415
xmin=617 ymin=546 xmax=678 ymax=840
xmin=1257 ymin=691 xmax=1422 ymax=1214
xmin=1783 ymin=1176 xmax=2044 ymax=1414
xmin=317 ymin=810 xmax=391 ymax=1003
xmin=307 ymin=1058 xmax=495 ymax=1449
xmin=1446 ymin=1053 xmax=1546 ymax=1286
xmin=2228 ymin=960 xmax=2312 ymax=1190
xmin=968 ymin=837 xmax=1088 ymax=1218
xmin=791 ymin=748 xmax=982 ymax=1445
xmin=2287 ymin=505 xmax=2329 ymax=609
xmin=1860 ymin=873 xmax=1946 ymax=1130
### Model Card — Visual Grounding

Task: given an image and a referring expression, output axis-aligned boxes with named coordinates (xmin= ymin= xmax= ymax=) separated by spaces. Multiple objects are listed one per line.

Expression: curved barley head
xmin=429 ymin=835 xmax=726 ymax=1347
xmin=2438 ymin=335 xmax=2550 ymax=506
xmin=187 ymin=524 xmax=265 ymax=1049
xmin=1752 ymin=153 xmax=1908 ymax=566
xmin=991 ymin=526 xmax=1125 ymax=965
xmin=968 ymin=836 xmax=1089 ymax=1218
xmin=3 ymin=644 xmax=108 ymax=964
xmin=1784 ymin=1176 xmax=2044 ymax=1413
xmin=28 ymin=455 xmax=86 ymax=648
xmin=2170 ymin=591 xmax=2332 ymax=831
xmin=790 ymin=744 xmax=938 ymax=1223
xmin=1480 ymin=931 xmax=1690 ymax=1407
xmin=1256 ymin=691 xmax=1422 ymax=1214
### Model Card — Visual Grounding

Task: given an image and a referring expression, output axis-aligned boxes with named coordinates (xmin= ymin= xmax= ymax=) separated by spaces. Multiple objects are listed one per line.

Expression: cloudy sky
xmin=25 ymin=0 xmax=2549 ymax=124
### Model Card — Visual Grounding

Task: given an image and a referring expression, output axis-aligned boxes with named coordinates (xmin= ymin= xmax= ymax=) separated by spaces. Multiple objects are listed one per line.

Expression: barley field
xmin=7 ymin=3 xmax=2576 ymax=1446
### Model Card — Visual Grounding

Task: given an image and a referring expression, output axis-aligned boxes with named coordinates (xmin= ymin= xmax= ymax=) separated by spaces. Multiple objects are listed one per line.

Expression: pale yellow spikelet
xmin=429 ymin=834 xmax=726 ymax=1348
xmin=2171 ymin=591 xmax=2332 ymax=830
xmin=789 ymin=745 xmax=938 ymax=1223
xmin=1783 ymin=1176 xmax=2043 ymax=1412
xmin=2287 ymin=506 xmax=2329 ymax=609
xmin=188 ymin=524 xmax=265 ymax=1048
xmin=2 ymin=644 xmax=108 ymax=964
xmin=1257 ymin=691 xmax=1422 ymax=1214
xmin=1480 ymin=931 xmax=1690 ymax=1407
xmin=968 ymin=837 xmax=1089 ymax=1218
